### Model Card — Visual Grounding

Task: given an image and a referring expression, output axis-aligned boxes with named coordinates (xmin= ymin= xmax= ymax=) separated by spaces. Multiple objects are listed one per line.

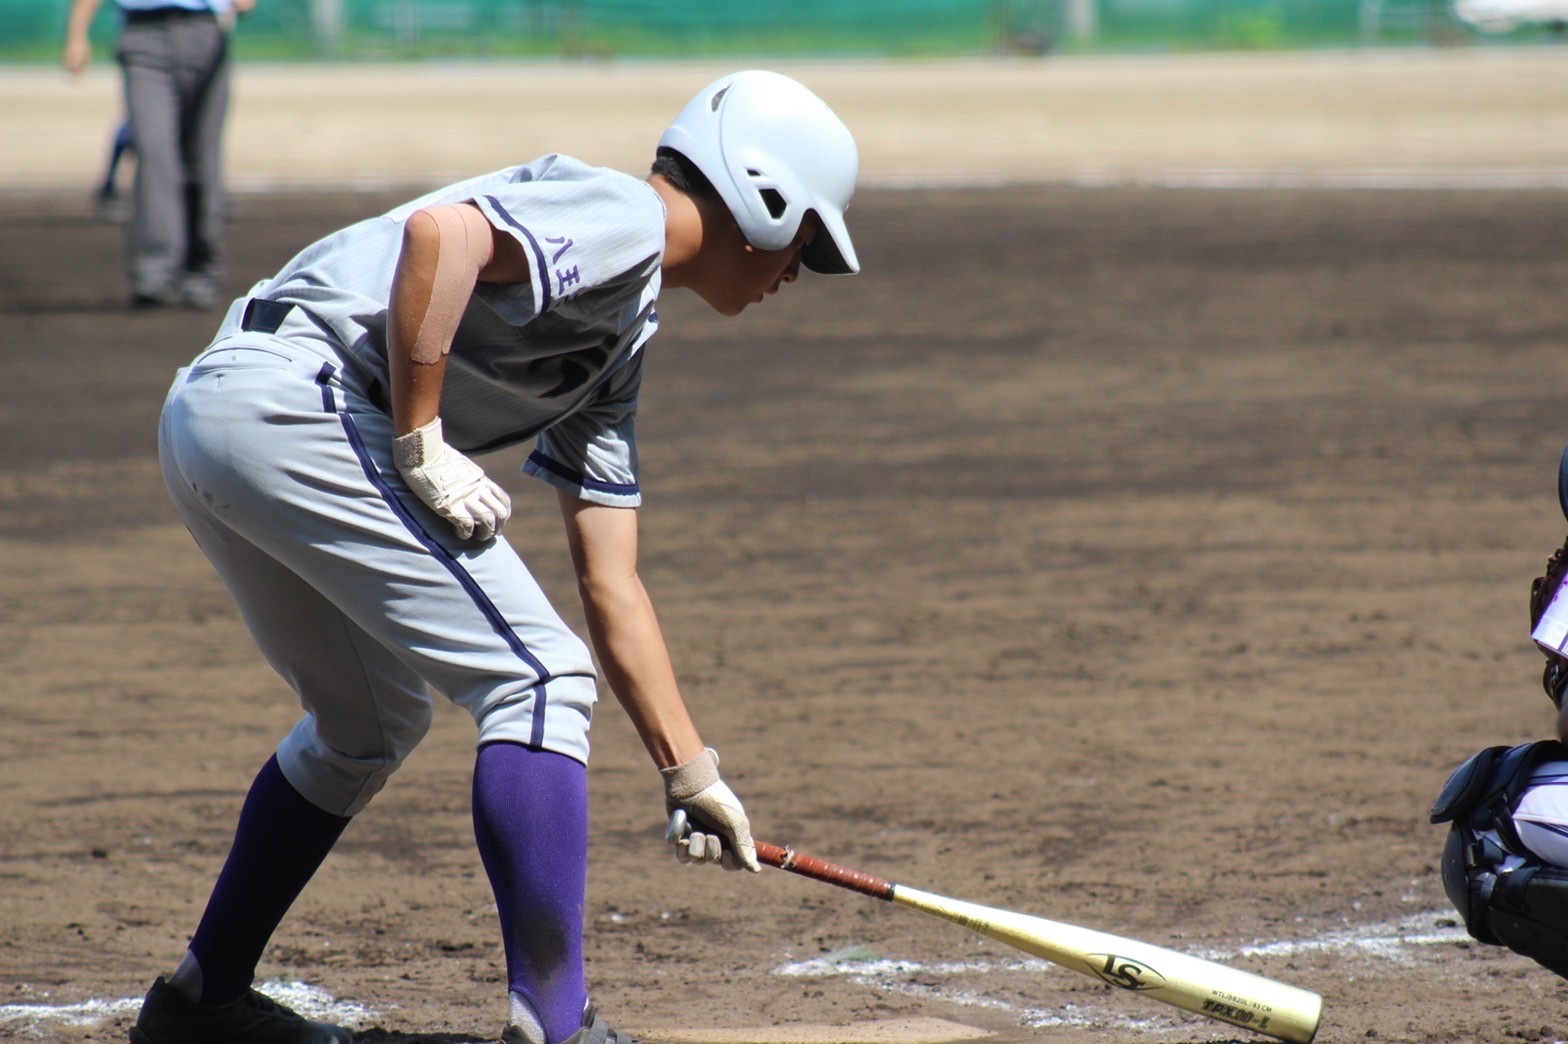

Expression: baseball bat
xmin=667 ymin=812 xmax=1320 ymax=1043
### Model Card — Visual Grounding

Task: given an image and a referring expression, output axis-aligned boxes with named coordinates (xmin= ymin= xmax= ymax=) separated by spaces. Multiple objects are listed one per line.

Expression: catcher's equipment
xmin=1531 ymin=443 xmax=1568 ymax=709
xmin=658 ymin=70 xmax=859 ymax=276
xmin=1431 ymin=740 xmax=1568 ymax=979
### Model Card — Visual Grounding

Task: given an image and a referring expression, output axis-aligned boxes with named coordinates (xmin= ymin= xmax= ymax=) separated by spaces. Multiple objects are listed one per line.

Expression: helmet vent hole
xmin=758 ymin=188 xmax=787 ymax=220
xmin=709 ymin=86 xmax=730 ymax=112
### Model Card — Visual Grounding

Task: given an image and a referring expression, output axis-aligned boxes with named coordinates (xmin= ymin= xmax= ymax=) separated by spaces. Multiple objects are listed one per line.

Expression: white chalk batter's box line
xmin=0 ymin=910 xmax=1514 ymax=1038
xmin=771 ymin=908 xmax=1476 ymax=1036
xmin=0 ymin=981 xmax=373 ymax=1037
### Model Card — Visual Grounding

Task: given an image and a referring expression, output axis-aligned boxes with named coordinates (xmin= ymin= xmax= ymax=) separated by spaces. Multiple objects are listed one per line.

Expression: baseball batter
xmin=130 ymin=70 xmax=860 ymax=1044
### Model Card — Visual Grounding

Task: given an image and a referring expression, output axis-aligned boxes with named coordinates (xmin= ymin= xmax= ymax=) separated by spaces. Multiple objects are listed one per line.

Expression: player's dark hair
xmin=650 ymin=147 xmax=718 ymax=203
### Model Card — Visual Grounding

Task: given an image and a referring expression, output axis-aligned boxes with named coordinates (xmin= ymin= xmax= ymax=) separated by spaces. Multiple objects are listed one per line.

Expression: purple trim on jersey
xmin=529 ymin=683 xmax=547 ymax=748
xmin=482 ymin=194 xmax=552 ymax=313
xmin=526 ymin=449 xmax=639 ymax=497
xmin=315 ymin=364 xmax=556 ymax=690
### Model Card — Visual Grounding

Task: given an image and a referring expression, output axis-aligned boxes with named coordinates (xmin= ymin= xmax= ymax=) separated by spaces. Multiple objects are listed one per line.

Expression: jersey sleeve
xmin=469 ymin=164 xmax=665 ymax=325
xmin=522 ymin=351 xmax=644 ymax=508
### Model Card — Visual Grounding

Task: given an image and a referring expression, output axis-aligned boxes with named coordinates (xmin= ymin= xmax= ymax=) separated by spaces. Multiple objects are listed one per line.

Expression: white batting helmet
xmin=659 ymin=70 xmax=860 ymax=276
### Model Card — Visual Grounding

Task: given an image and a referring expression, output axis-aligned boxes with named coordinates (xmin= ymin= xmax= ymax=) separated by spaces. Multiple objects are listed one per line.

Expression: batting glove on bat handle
xmin=662 ymin=748 xmax=760 ymax=873
xmin=392 ymin=417 xmax=511 ymax=542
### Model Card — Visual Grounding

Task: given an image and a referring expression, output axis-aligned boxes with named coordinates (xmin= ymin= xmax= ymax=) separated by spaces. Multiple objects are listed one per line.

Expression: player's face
xmin=706 ymin=215 xmax=821 ymax=317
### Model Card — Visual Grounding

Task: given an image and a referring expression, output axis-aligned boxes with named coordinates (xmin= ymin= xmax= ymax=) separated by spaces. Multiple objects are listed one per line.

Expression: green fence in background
xmin=221 ymin=0 xmax=1062 ymax=59
xmin=1 ymin=0 xmax=1540 ymax=62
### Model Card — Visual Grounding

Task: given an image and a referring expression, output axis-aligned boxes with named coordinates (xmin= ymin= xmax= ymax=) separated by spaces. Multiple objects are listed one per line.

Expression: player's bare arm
xmin=558 ymin=492 xmax=760 ymax=871
xmin=556 ymin=493 xmax=701 ymax=767
xmin=386 ymin=201 xmax=524 ymax=541
xmin=387 ymin=201 xmax=530 ymax=433
xmin=61 ymin=0 xmax=104 ymax=74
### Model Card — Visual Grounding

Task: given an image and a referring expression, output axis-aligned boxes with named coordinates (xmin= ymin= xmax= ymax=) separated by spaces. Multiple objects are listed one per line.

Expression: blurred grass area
xmin=7 ymin=30 xmax=1561 ymax=64
xmin=4 ymin=0 xmax=1564 ymax=63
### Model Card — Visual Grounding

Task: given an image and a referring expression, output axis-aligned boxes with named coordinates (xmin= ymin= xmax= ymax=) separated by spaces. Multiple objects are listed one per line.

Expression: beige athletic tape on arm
xmin=407 ymin=204 xmax=495 ymax=365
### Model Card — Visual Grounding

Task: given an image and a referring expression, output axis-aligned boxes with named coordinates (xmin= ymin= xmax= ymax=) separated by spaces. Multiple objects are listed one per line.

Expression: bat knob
xmin=665 ymin=808 xmax=689 ymax=844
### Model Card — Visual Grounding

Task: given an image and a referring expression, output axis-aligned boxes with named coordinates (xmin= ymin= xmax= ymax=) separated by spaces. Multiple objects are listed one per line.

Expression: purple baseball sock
xmin=186 ymin=755 xmax=352 ymax=1004
xmin=472 ymin=741 xmax=589 ymax=1043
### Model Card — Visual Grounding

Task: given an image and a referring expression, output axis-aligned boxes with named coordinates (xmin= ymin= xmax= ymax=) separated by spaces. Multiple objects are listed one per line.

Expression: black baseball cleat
xmin=128 ymin=976 xmax=352 ymax=1043
xmin=500 ymin=1002 xmax=639 ymax=1044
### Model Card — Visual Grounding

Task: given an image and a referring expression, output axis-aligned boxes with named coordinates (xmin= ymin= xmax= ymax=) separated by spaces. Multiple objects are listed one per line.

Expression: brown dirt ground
xmin=7 ymin=181 xmax=1568 ymax=1044
xmin=5 ymin=54 xmax=1568 ymax=1044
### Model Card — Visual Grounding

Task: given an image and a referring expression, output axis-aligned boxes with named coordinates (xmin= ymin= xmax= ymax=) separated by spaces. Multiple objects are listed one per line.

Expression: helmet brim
xmin=801 ymin=206 xmax=859 ymax=276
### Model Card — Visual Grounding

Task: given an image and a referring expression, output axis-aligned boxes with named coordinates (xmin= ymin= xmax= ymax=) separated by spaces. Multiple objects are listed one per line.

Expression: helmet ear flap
xmin=737 ymin=163 xmax=791 ymax=222
xmin=755 ymin=187 xmax=788 ymax=220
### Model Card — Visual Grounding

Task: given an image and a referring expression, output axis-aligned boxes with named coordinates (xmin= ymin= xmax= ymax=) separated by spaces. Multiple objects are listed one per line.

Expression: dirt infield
xmin=5 ymin=54 xmax=1568 ymax=1044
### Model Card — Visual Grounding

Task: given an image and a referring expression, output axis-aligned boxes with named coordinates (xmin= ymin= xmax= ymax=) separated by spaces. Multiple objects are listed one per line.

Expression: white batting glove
xmin=392 ymin=417 xmax=511 ymax=541
xmin=662 ymin=748 xmax=759 ymax=873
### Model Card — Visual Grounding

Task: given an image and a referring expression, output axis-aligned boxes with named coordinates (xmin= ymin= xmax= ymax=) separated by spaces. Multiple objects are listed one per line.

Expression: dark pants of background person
xmin=116 ymin=8 xmax=229 ymax=305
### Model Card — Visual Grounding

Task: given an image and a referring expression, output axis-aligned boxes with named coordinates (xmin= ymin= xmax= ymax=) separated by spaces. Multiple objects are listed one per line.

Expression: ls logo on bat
xmin=1088 ymin=953 xmax=1168 ymax=991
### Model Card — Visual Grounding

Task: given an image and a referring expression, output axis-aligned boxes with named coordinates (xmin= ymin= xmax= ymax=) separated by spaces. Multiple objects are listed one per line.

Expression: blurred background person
xmin=62 ymin=0 xmax=252 ymax=308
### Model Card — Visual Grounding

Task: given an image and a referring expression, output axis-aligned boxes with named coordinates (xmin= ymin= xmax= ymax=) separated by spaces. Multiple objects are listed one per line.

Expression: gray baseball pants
xmin=157 ymin=305 xmax=601 ymax=817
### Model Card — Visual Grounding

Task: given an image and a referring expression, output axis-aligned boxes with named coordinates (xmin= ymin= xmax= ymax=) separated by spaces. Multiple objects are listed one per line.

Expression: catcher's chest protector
xmin=1431 ymin=740 xmax=1568 ymax=979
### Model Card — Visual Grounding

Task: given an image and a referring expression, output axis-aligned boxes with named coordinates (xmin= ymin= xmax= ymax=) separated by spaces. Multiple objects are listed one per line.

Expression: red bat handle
xmin=754 ymin=839 xmax=896 ymax=901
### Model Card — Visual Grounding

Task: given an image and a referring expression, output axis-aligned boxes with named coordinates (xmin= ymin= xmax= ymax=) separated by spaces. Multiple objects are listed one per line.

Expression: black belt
xmin=238 ymin=299 xmax=391 ymax=412
xmin=124 ymin=6 xmax=216 ymax=22
xmin=240 ymin=298 xmax=294 ymax=334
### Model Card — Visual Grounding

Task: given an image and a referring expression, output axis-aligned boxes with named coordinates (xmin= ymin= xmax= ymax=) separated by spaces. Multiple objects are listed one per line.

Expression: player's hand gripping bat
xmin=666 ymin=810 xmax=1321 ymax=1043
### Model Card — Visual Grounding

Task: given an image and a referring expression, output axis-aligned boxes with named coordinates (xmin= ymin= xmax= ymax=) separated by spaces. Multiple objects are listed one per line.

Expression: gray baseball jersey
xmin=252 ymin=153 xmax=663 ymax=506
xmin=158 ymin=155 xmax=668 ymax=816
